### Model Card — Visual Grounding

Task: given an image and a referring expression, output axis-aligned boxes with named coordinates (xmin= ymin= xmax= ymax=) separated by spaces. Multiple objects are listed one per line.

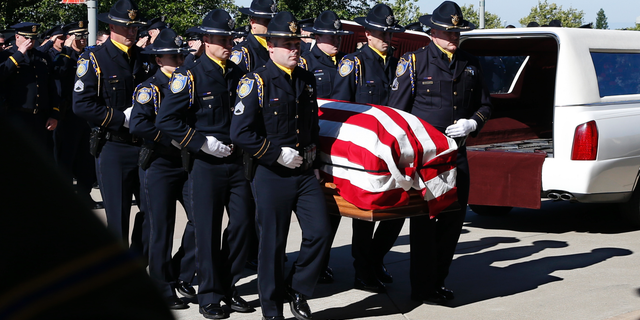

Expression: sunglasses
xmin=73 ymin=34 xmax=89 ymax=39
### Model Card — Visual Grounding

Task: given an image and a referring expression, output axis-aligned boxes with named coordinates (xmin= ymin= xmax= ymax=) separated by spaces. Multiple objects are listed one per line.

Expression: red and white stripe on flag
xmin=318 ymin=99 xmax=458 ymax=217
xmin=60 ymin=0 xmax=86 ymax=3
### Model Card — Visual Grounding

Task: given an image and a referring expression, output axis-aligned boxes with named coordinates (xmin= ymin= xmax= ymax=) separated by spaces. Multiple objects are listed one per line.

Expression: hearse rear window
xmin=591 ymin=52 xmax=640 ymax=97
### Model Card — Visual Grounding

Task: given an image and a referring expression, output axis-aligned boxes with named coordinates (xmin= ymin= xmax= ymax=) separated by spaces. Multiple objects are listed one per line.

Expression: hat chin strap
xmin=364 ymin=18 xmax=398 ymax=31
xmin=430 ymin=17 xmax=471 ymax=30
xmin=108 ymin=14 xmax=145 ymax=26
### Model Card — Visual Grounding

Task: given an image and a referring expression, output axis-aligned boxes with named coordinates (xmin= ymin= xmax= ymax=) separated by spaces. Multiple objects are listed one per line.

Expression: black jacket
xmin=230 ymin=33 xmax=270 ymax=73
xmin=298 ymin=45 xmax=345 ymax=99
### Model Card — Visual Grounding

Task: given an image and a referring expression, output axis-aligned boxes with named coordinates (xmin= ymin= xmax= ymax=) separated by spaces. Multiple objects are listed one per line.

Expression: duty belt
xmin=105 ymin=131 xmax=141 ymax=145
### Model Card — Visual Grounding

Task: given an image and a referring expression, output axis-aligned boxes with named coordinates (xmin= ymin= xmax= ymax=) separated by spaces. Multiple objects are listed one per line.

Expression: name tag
xmin=202 ymin=96 xmax=214 ymax=100
xmin=421 ymin=81 xmax=433 ymax=85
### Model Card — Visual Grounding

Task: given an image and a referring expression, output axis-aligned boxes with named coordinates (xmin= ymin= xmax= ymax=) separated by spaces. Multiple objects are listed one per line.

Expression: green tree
xmin=595 ymin=8 xmax=608 ymax=29
xmin=461 ymin=4 xmax=503 ymax=29
xmin=382 ymin=0 xmax=424 ymax=25
xmin=518 ymin=0 xmax=584 ymax=28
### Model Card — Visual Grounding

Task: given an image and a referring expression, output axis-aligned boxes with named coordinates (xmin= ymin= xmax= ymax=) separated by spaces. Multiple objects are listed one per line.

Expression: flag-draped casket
xmin=318 ymin=99 xmax=458 ymax=218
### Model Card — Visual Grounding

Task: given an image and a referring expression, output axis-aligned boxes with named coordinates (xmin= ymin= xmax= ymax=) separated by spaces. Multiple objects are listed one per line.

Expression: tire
xmin=469 ymin=204 xmax=513 ymax=216
xmin=620 ymin=190 xmax=640 ymax=227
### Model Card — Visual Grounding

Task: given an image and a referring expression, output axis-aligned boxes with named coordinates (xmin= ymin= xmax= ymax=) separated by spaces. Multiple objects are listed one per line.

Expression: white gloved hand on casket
xmin=445 ymin=118 xmax=477 ymax=138
xmin=277 ymin=147 xmax=303 ymax=169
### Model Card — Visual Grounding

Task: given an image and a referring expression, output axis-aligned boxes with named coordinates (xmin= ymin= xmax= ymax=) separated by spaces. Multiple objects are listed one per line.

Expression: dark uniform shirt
xmin=230 ymin=60 xmax=319 ymax=167
xmin=72 ymin=38 xmax=148 ymax=132
xmin=156 ymin=54 xmax=245 ymax=154
xmin=0 ymin=46 xmax=59 ymax=117
xmin=389 ymin=43 xmax=491 ymax=133
xmin=54 ymin=46 xmax=84 ymax=116
xmin=230 ymin=33 xmax=270 ymax=73
xmin=298 ymin=44 xmax=345 ymax=99
xmin=331 ymin=44 xmax=397 ymax=105
xmin=129 ymin=69 xmax=175 ymax=149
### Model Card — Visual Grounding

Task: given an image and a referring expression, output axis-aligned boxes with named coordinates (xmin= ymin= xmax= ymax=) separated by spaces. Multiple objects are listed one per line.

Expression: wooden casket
xmin=317 ymin=99 xmax=459 ymax=221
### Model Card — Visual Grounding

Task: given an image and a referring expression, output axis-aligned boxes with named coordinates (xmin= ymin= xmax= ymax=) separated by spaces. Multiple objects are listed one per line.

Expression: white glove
xmin=201 ymin=136 xmax=231 ymax=158
xmin=171 ymin=140 xmax=182 ymax=149
xmin=123 ymin=106 xmax=133 ymax=128
xmin=445 ymin=119 xmax=477 ymax=138
xmin=277 ymin=147 xmax=303 ymax=169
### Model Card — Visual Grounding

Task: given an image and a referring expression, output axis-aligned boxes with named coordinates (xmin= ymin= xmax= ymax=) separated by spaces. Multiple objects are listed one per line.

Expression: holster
xmin=89 ymin=127 xmax=106 ymax=157
xmin=243 ymin=152 xmax=258 ymax=181
xmin=138 ymin=144 xmax=154 ymax=170
xmin=181 ymin=148 xmax=193 ymax=172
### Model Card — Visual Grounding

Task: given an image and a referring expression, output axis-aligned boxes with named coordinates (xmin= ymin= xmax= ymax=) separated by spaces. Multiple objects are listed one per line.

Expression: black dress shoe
xmin=286 ymin=287 xmax=313 ymax=320
xmin=354 ymin=276 xmax=386 ymax=293
xmin=437 ymin=287 xmax=455 ymax=300
xmin=167 ymin=296 xmax=188 ymax=310
xmin=176 ymin=280 xmax=197 ymax=299
xmin=375 ymin=263 xmax=393 ymax=283
xmin=411 ymin=291 xmax=448 ymax=305
xmin=262 ymin=317 xmax=285 ymax=320
xmin=199 ymin=303 xmax=228 ymax=319
xmin=317 ymin=267 xmax=334 ymax=284
xmin=223 ymin=293 xmax=254 ymax=313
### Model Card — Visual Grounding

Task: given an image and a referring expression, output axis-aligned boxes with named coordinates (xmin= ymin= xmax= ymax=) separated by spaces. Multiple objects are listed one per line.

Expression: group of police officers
xmin=0 ymin=0 xmax=491 ymax=319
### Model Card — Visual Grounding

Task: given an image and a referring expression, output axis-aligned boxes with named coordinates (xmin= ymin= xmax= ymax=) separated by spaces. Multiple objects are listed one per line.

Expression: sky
xmin=234 ymin=0 xmax=639 ymax=29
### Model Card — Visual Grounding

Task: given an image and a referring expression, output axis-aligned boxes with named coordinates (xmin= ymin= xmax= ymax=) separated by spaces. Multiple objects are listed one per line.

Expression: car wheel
xmin=469 ymin=204 xmax=513 ymax=216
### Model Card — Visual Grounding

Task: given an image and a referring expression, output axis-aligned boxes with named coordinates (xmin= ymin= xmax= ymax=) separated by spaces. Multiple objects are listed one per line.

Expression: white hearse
xmin=456 ymin=27 xmax=640 ymax=223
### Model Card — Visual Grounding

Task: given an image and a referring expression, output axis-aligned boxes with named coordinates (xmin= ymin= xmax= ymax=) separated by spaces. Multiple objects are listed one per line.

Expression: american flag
xmin=318 ymin=99 xmax=458 ymax=218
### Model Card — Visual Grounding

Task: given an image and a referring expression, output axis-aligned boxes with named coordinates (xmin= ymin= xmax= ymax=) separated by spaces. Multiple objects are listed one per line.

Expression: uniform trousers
xmin=5 ymin=109 xmax=51 ymax=157
xmin=142 ymin=154 xmax=196 ymax=299
xmin=53 ymin=112 xmax=96 ymax=205
xmin=352 ymin=219 xmax=405 ymax=279
xmin=189 ymin=155 xmax=254 ymax=306
xmin=410 ymin=146 xmax=469 ymax=293
xmin=251 ymin=166 xmax=331 ymax=317
xmin=95 ymin=140 xmax=148 ymax=259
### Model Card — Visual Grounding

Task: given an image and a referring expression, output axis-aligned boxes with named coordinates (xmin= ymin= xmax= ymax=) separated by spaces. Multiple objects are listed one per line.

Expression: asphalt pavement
xmin=90 ymin=188 xmax=640 ymax=320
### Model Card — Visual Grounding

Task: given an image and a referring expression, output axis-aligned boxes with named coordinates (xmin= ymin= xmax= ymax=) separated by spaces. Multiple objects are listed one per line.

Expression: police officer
xmin=156 ymin=9 xmax=254 ymax=319
xmin=183 ymin=26 xmax=204 ymax=65
xmin=298 ymin=10 xmax=352 ymax=99
xmin=297 ymin=18 xmax=314 ymax=53
xmin=331 ymin=3 xmax=405 ymax=294
xmin=0 ymin=22 xmax=59 ymax=152
xmin=129 ymin=27 xmax=197 ymax=310
xmin=230 ymin=0 xmax=277 ymax=72
xmin=72 ymin=0 xmax=149 ymax=256
xmin=389 ymin=1 xmax=492 ymax=305
xmin=231 ymin=12 xmax=332 ymax=320
xmin=52 ymin=20 xmax=99 ymax=209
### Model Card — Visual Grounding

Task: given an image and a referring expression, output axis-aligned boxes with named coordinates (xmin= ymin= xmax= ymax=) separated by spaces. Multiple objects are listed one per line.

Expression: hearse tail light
xmin=571 ymin=120 xmax=598 ymax=160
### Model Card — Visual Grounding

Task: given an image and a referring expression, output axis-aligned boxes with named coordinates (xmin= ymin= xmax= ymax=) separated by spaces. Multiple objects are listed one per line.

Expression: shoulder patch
xmin=237 ymin=77 xmax=255 ymax=99
xmin=338 ymin=58 xmax=354 ymax=77
xmin=396 ymin=57 xmax=409 ymax=77
xmin=170 ymin=73 xmax=188 ymax=93
xmin=76 ymin=58 xmax=89 ymax=77
xmin=230 ymin=50 xmax=242 ymax=65
xmin=136 ymin=87 xmax=152 ymax=104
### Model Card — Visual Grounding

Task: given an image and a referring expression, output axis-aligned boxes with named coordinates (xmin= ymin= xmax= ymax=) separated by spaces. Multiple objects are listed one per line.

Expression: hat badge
xmin=451 ymin=14 xmax=460 ymax=26
xmin=289 ymin=21 xmax=297 ymax=33
xmin=79 ymin=21 xmax=84 ymax=28
xmin=174 ymin=36 xmax=182 ymax=47
xmin=32 ymin=25 xmax=37 ymax=32
xmin=228 ymin=18 xmax=235 ymax=30
xmin=128 ymin=9 xmax=137 ymax=20
xmin=385 ymin=15 xmax=395 ymax=26
xmin=334 ymin=19 xmax=341 ymax=30
xmin=270 ymin=3 xmax=277 ymax=13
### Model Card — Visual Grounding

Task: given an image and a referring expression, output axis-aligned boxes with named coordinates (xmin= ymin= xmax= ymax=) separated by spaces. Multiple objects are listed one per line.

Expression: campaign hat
xmin=238 ymin=0 xmax=277 ymax=19
xmin=303 ymin=11 xmax=352 ymax=35
xmin=419 ymin=1 xmax=475 ymax=32
xmin=141 ymin=28 xmax=194 ymax=55
xmin=255 ymin=11 xmax=307 ymax=38
xmin=198 ymin=9 xmax=236 ymax=36
xmin=11 ymin=22 xmax=41 ymax=38
xmin=354 ymin=4 xmax=405 ymax=33
xmin=97 ymin=0 xmax=146 ymax=27
xmin=146 ymin=17 xmax=168 ymax=30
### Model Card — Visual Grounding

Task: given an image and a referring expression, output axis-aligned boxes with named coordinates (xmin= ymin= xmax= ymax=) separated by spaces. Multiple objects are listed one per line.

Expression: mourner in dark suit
xmin=156 ymin=9 xmax=254 ymax=319
xmin=129 ymin=28 xmax=197 ymax=310
xmin=331 ymin=3 xmax=406 ymax=294
xmin=230 ymin=12 xmax=332 ymax=320
xmin=389 ymin=0 xmax=492 ymax=305
xmin=0 ymin=22 xmax=59 ymax=152
xmin=72 ymin=0 xmax=149 ymax=258
xmin=230 ymin=0 xmax=277 ymax=73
